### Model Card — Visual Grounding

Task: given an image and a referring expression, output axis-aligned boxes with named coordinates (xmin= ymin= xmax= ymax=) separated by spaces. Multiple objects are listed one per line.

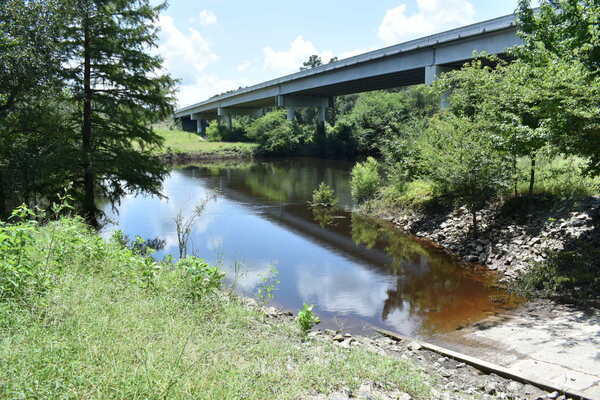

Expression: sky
xmin=156 ymin=0 xmax=531 ymax=108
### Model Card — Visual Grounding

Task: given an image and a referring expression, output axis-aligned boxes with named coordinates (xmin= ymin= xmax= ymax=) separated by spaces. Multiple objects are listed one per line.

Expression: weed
xmin=174 ymin=194 xmax=215 ymax=258
xmin=297 ymin=303 xmax=321 ymax=335
xmin=310 ymin=182 xmax=338 ymax=208
xmin=257 ymin=266 xmax=280 ymax=305
xmin=177 ymin=256 xmax=225 ymax=301
xmin=351 ymin=157 xmax=381 ymax=204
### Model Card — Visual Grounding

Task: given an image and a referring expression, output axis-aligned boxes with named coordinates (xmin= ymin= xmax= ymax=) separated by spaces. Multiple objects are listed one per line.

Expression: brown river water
xmin=102 ymin=157 xmax=522 ymax=337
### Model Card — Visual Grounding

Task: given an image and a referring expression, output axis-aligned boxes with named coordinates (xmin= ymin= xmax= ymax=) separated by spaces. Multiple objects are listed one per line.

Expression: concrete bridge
xmin=174 ymin=13 xmax=522 ymax=134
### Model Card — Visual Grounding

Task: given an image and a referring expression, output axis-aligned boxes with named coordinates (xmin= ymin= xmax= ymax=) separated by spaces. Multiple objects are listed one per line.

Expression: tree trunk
xmin=528 ymin=156 xmax=536 ymax=197
xmin=513 ymin=155 xmax=518 ymax=197
xmin=0 ymin=170 xmax=6 ymax=219
xmin=82 ymin=18 xmax=97 ymax=228
xmin=471 ymin=209 xmax=478 ymax=238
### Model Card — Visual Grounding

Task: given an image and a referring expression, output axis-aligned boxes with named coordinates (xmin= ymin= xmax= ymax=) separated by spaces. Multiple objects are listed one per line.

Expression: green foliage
xmin=517 ymin=0 xmax=600 ymax=73
xmin=247 ymin=110 xmax=308 ymax=154
xmin=418 ymin=115 xmax=512 ymax=232
xmin=342 ymin=88 xmax=438 ymax=155
xmin=257 ymin=266 xmax=280 ymax=305
xmin=379 ymin=180 xmax=437 ymax=210
xmin=351 ymin=157 xmax=381 ymax=204
xmin=206 ymin=120 xmax=226 ymax=142
xmin=310 ymin=182 xmax=338 ymax=208
xmin=517 ymin=245 xmax=600 ymax=303
xmin=0 ymin=206 xmax=41 ymax=300
xmin=177 ymin=257 xmax=225 ymax=301
xmin=296 ymin=304 xmax=320 ymax=335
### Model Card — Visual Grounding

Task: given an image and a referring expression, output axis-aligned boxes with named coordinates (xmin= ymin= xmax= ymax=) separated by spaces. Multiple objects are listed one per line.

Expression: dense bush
xmin=206 ymin=120 xmax=250 ymax=142
xmin=417 ymin=115 xmax=512 ymax=233
xmin=246 ymin=110 xmax=307 ymax=155
xmin=351 ymin=157 xmax=381 ymax=204
xmin=310 ymin=182 xmax=337 ymax=208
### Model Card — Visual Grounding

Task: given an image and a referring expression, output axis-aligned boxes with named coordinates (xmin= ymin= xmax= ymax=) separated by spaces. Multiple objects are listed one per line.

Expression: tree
xmin=0 ymin=0 xmax=63 ymax=118
xmin=0 ymin=0 xmax=68 ymax=218
xmin=300 ymin=55 xmax=323 ymax=71
xmin=517 ymin=0 xmax=600 ymax=74
xmin=60 ymin=0 xmax=177 ymax=226
xmin=418 ymin=114 xmax=512 ymax=234
xmin=516 ymin=0 xmax=600 ymax=177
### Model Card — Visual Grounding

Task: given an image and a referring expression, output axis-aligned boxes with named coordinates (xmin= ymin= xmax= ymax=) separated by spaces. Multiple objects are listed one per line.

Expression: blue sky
xmin=157 ymin=1 xmax=529 ymax=107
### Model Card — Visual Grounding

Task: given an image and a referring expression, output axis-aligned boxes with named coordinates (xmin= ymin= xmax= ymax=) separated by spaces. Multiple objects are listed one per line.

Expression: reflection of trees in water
xmin=189 ymin=159 xmax=353 ymax=205
xmin=350 ymin=213 xmax=518 ymax=333
xmin=312 ymin=207 xmax=339 ymax=228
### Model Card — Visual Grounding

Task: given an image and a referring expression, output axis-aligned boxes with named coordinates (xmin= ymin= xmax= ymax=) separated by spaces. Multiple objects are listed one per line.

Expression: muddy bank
xmin=369 ymin=196 xmax=600 ymax=282
xmin=159 ymin=150 xmax=255 ymax=164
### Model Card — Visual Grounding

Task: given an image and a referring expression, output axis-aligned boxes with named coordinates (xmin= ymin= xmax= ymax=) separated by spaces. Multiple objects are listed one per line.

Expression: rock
xmin=408 ymin=342 xmax=422 ymax=351
xmin=439 ymin=369 xmax=452 ymax=378
xmin=329 ymin=391 xmax=350 ymax=400
xmin=333 ymin=334 xmax=345 ymax=342
xmin=546 ymin=392 xmax=559 ymax=399
xmin=506 ymin=381 xmax=523 ymax=393
xmin=484 ymin=381 xmax=498 ymax=395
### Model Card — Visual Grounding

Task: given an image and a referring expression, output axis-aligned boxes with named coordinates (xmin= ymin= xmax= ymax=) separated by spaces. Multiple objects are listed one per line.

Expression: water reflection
xmin=102 ymin=158 xmax=521 ymax=337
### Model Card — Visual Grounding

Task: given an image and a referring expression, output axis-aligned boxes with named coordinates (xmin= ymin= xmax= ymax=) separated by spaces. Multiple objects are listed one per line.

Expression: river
xmin=102 ymin=157 xmax=521 ymax=338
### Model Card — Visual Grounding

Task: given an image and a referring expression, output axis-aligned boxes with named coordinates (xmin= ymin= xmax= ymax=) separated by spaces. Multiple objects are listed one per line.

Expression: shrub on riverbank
xmin=0 ymin=208 xmax=431 ymax=399
xmin=350 ymin=157 xmax=381 ymax=204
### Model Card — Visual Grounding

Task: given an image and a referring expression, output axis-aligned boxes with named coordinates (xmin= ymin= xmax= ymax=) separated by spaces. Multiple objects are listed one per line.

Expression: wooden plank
xmin=375 ymin=328 xmax=592 ymax=400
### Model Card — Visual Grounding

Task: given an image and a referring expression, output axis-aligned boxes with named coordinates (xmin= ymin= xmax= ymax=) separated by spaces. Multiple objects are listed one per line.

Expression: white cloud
xmin=157 ymin=15 xmax=218 ymax=83
xmin=263 ymin=36 xmax=334 ymax=74
xmin=236 ymin=60 xmax=252 ymax=72
xmin=157 ymin=15 xmax=250 ymax=107
xmin=199 ymin=10 xmax=217 ymax=26
xmin=177 ymin=75 xmax=250 ymax=108
xmin=378 ymin=0 xmax=476 ymax=45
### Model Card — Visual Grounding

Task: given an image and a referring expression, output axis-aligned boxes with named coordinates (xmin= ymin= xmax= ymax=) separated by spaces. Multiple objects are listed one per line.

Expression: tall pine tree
xmin=62 ymin=0 xmax=176 ymax=226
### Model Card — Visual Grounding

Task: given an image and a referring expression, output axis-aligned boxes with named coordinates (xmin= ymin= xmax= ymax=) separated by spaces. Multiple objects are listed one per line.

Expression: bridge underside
xmin=175 ymin=14 xmax=521 ymax=134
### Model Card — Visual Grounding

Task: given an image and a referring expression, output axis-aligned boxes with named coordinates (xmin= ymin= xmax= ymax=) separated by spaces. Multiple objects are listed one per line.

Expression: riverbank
xmin=154 ymin=126 xmax=258 ymax=163
xmin=363 ymin=194 xmax=600 ymax=294
xmin=0 ymin=216 xmax=438 ymax=399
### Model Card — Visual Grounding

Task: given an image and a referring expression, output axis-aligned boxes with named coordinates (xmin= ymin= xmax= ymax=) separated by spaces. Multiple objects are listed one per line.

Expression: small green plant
xmin=257 ymin=266 xmax=280 ymax=305
xmin=178 ymin=257 xmax=225 ymax=301
xmin=0 ymin=205 xmax=40 ymax=301
xmin=309 ymin=182 xmax=338 ymax=208
xmin=296 ymin=304 xmax=320 ymax=335
xmin=351 ymin=157 xmax=381 ymax=204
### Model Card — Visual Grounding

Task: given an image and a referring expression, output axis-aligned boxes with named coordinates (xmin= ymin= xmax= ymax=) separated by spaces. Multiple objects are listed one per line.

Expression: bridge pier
xmin=190 ymin=113 xmax=210 ymax=135
xmin=425 ymin=65 xmax=452 ymax=108
xmin=277 ymin=95 xmax=333 ymax=123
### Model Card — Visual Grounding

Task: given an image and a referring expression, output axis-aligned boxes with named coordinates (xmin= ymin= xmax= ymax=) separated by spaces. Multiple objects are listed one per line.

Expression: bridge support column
xmin=191 ymin=113 xmax=211 ymax=136
xmin=217 ymin=107 xmax=233 ymax=129
xmin=286 ymin=108 xmax=295 ymax=121
xmin=425 ymin=65 xmax=452 ymax=109
xmin=277 ymin=95 xmax=334 ymax=123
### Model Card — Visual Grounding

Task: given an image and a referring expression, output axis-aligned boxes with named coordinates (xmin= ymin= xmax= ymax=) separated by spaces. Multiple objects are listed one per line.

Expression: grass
xmin=515 ymin=155 xmax=600 ymax=198
xmin=153 ymin=126 xmax=258 ymax=157
xmin=0 ymin=216 xmax=431 ymax=399
xmin=373 ymin=156 xmax=599 ymax=213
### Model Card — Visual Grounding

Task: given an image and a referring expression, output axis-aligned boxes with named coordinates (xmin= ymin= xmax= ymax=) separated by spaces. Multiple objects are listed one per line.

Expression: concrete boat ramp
xmin=436 ymin=301 xmax=600 ymax=399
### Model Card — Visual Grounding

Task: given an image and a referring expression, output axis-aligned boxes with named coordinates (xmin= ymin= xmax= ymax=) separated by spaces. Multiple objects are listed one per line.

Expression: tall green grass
xmin=153 ymin=125 xmax=258 ymax=156
xmin=0 ymin=211 xmax=430 ymax=399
